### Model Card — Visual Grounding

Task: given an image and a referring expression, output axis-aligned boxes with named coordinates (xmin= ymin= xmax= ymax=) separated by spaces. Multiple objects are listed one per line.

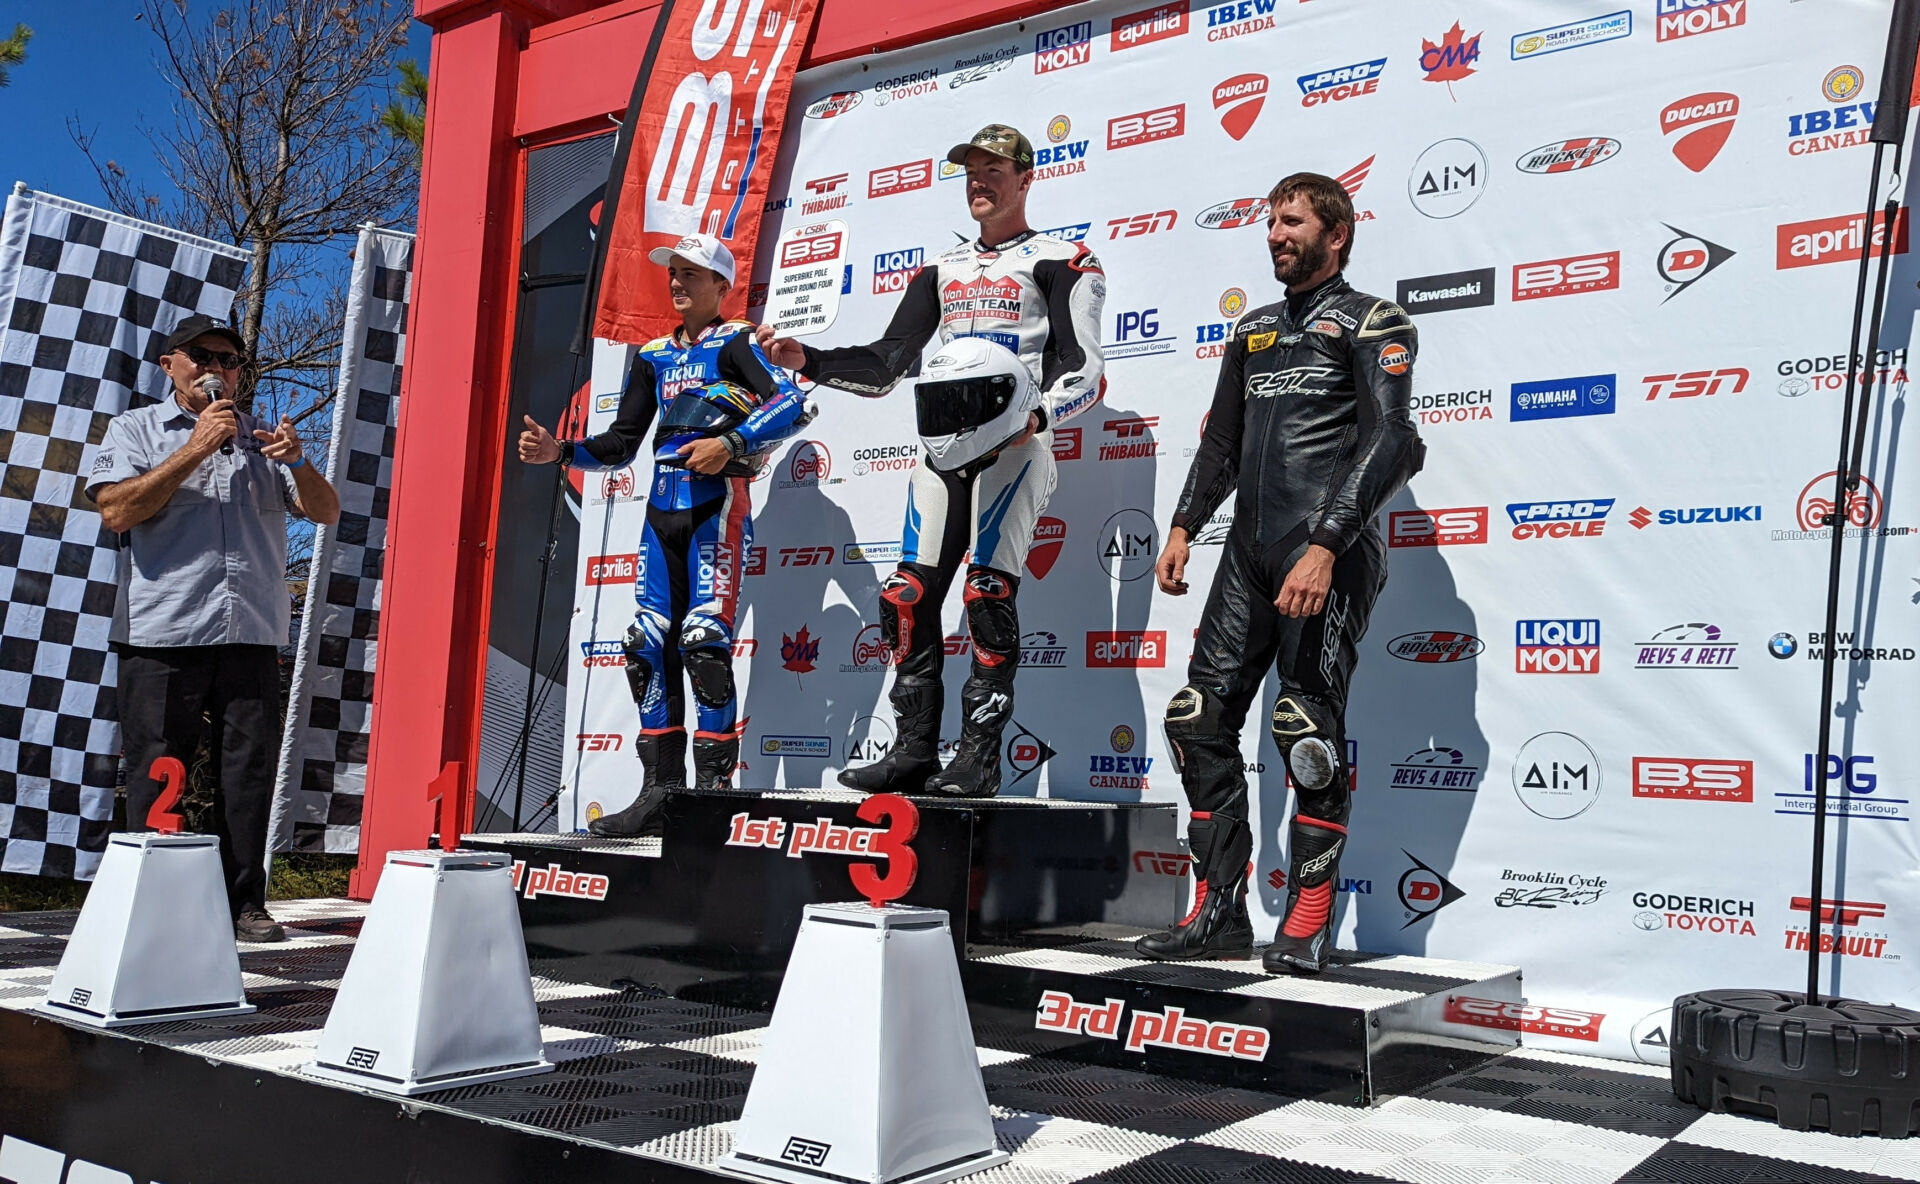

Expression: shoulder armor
xmin=1356 ymin=298 xmax=1413 ymax=338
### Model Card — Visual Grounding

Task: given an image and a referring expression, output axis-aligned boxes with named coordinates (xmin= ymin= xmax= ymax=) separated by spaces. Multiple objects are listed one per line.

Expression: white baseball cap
xmin=648 ymin=233 xmax=737 ymax=284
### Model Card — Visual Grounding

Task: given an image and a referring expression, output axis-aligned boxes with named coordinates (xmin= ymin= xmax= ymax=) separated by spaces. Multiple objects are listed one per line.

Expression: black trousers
xmin=118 ymin=644 xmax=281 ymax=914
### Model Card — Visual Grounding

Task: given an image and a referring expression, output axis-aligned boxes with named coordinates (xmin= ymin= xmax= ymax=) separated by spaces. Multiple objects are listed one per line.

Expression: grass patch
xmin=0 ymin=852 xmax=357 ymax=913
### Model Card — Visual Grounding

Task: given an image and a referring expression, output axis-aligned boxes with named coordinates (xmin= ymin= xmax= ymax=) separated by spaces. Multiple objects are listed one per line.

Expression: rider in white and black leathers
xmin=760 ymin=124 xmax=1105 ymax=797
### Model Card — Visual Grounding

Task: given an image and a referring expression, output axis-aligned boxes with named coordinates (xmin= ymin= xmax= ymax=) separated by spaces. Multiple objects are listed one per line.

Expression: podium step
xmin=962 ymin=925 xmax=1523 ymax=1104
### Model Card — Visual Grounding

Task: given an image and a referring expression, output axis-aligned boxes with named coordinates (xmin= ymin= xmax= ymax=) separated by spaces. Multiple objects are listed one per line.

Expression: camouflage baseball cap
xmin=946 ymin=124 xmax=1034 ymax=168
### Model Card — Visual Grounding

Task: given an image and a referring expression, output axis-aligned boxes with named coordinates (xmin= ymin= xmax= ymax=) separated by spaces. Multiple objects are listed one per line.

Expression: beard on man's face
xmin=1272 ymin=230 xmax=1330 ymax=287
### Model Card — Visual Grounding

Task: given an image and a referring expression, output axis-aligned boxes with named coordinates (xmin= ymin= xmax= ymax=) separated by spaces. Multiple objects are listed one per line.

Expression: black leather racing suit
xmin=1155 ymin=272 xmax=1424 ymax=968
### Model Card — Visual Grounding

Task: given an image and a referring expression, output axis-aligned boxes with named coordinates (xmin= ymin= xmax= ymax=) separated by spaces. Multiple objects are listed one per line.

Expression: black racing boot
xmin=1136 ymin=812 xmax=1253 ymax=960
xmin=923 ymin=678 xmax=1010 ymax=798
xmin=589 ymin=729 xmax=686 ymax=837
xmin=1263 ymin=815 xmax=1348 ymax=974
xmin=692 ymin=734 xmax=738 ymax=792
xmin=839 ymin=676 xmax=943 ymax=793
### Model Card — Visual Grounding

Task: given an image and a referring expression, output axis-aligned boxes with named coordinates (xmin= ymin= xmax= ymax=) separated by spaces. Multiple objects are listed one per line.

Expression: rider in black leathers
xmin=1137 ymin=173 xmax=1425 ymax=974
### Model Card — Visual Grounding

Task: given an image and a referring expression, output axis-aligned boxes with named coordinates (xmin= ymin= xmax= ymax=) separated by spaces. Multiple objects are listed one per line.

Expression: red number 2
xmin=146 ymin=756 xmax=186 ymax=835
xmin=848 ymin=793 xmax=920 ymax=907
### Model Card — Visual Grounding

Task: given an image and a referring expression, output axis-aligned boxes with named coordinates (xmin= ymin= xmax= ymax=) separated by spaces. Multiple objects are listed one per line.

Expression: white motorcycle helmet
xmin=914 ymin=336 xmax=1040 ymax=474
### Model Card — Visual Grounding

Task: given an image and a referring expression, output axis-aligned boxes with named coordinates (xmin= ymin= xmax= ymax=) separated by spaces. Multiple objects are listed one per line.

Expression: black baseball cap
xmin=160 ymin=314 xmax=247 ymax=358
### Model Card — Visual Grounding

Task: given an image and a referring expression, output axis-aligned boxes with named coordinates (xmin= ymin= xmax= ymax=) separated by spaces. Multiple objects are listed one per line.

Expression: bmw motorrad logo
xmin=1769 ymin=632 xmax=1797 ymax=660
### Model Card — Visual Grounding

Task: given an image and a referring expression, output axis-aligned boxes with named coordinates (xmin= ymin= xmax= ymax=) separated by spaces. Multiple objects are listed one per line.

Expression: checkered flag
xmin=269 ymin=225 xmax=412 ymax=854
xmin=0 ymin=185 xmax=251 ymax=879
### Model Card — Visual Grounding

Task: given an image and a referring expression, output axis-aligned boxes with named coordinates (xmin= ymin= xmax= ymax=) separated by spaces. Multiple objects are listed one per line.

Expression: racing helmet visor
xmin=659 ymin=382 xmax=758 ymax=434
xmin=914 ymin=373 xmax=1020 ymax=438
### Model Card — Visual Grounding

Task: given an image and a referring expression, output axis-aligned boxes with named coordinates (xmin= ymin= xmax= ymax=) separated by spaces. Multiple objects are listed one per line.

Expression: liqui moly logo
xmin=1035 ymin=21 xmax=1093 ymax=72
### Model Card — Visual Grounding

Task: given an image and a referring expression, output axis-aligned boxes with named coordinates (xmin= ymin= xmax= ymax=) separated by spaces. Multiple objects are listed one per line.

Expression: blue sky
xmin=2 ymin=2 xmax=433 ymax=218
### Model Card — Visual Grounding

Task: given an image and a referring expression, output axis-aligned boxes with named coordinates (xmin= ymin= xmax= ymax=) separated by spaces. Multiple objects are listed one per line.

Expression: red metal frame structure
xmin=360 ymin=0 xmax=1065 ymax=895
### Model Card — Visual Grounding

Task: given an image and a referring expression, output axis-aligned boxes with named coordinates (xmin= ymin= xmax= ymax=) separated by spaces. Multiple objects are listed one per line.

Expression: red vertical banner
xmin=585 ymin=0 xmax=822 ymax=347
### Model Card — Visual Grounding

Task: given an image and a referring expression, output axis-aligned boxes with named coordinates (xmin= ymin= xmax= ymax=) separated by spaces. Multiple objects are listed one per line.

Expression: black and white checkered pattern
xmin=269 ymin=226 xmax=411 ymax=854
xmin=4 ymin=899 xmax=1916 ymax=1183
xmin=0 ymin=186 xmax=251 ymax=880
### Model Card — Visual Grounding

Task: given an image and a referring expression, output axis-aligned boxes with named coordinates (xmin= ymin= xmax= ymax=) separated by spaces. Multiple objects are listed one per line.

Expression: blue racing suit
xmin=570 ymin=319 xmax=809 ymax=742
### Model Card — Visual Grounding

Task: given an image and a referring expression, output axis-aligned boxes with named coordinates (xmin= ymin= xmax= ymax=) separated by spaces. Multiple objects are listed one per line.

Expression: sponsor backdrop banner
xmin=560 ymin=0 xmax=1920 ymax=1062
xmin=269 ymin=225 xmax=414 ymax=854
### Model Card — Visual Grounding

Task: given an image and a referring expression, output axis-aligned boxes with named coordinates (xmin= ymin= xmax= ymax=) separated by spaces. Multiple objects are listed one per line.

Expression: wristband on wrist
xmin=287 ymin=456 xmax=308 ymax=470
xmin=555 ymin=440 xmax=573 ymax=467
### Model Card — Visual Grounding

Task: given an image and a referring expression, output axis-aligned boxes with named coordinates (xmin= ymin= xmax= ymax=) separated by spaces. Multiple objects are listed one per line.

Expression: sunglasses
xmin=177 ymin=343 xmax=245 ymax=370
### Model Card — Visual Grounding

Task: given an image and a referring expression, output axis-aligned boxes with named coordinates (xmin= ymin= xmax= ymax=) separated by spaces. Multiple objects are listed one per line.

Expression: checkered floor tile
xmin=1 ymin=899 xmax=1909 ymax=1183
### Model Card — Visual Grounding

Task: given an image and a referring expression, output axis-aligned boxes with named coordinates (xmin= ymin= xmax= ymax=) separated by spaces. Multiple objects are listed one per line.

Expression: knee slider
xmin=879 ymin=566 xmax=930 ymax=657
xmin=963 ymin=566 xmax=1019 ymax=666
xmin=624 ymin=611 xmax=671 ymax=705
xmin=678 ymin=614 xmax=735 ymax=709
xmin=1165 ymin=685 xmax=1224 ymax=742
xmin=1270 ymin=693 xmax=1342 ymax=793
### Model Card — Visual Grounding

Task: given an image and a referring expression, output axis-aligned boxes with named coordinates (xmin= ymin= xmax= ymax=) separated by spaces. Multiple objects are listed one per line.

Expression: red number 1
xmin=848 ymin=793 xmax=919 ymax=907
xmin=146 ymin=756 xmax=186 ymax=835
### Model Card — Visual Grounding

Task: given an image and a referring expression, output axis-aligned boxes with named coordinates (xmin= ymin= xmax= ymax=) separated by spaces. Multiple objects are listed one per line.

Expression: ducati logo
xmin=1213 ymin=73 xmax=1268 ymax=140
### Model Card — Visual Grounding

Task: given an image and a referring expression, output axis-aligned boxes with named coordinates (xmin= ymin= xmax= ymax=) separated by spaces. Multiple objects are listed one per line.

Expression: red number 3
xmin=848 ymin=793 xmax=919 ymax=907
xmin=146 ymin=756 xmax=187 ymax=835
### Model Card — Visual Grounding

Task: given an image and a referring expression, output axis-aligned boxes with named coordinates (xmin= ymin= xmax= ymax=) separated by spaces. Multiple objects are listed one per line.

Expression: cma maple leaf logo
xmin=1421 ymin=21 xmax=1481 ymax=99
xmin=781 ymin=626 xmax=821 ymax=675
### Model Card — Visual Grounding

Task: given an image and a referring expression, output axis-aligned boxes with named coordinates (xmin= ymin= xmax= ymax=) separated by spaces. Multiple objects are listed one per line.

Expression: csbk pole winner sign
xmin=582 ymin=0 xmax=822 ymax=347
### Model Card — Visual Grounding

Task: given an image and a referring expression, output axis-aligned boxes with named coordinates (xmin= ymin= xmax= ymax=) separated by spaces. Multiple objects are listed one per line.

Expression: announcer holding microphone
xmin=88 ymin=314 xmax=339 ymax=943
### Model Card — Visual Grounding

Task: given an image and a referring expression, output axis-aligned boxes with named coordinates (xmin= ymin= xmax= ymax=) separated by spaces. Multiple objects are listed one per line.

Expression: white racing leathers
xmin=799 ymin=229 xmax=1105 ymax=796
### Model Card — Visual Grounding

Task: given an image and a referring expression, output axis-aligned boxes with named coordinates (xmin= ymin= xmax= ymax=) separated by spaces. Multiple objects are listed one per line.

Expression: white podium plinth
xmin=307 ymin=848 xmax=552 ymax=1095
xmin=42 ymin=833 xmax=254 ymax=1028
xmin=719 ymin=903 xmax=1008 ymax=1184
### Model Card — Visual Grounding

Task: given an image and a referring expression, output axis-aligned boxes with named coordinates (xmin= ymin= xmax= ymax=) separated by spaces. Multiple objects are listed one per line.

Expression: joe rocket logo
xmin=1515 ymin=618 xmax=1601 ymax=674
xmin=1194 ymin=197 xmax=1269 ymax=230
xmin=1511 ymin=374 xmax=1615 ymax=421
xmin=1389 ymin=745 xmax=1482 ymax=791
xmin=1508 ymin=498 xmax=1612 ymax=540
xmin=1516 ymin=138 xmax=1620 ymax=174
xmin=580 ymin=639 xmax=624 ymax=669
xmin=1385 ymin=631 xmax=1483 ymax=663
xmin=1399 ymin=849 xmax=1465 ymax=928
xmin=803 ymin=91 xmax=863 ymax=119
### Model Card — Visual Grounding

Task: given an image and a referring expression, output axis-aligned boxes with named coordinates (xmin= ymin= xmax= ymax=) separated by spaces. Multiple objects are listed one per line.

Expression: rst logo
xmin=1108 ymin=210 xmax=1177 ymax=239
xmin=868 ymin=159 xmax=933 ymax=199
xmin=1777 ymin=208 xmax=1909 ymax=269
xmin=1644 ymin=368 xmax=1747 ymax=399
xmin=1034 ymin=21 xmax=1093 ymax=73
xmin=1203 ymin=0 xmax=1278 ymax=43
xmin=1515 ymin=618 xmax=1601 ymax=674
xmin=1108 ymin=104 xmax=1185 ymax=149
xmin=872 ymin=248 xmax=923 ymax=294
xmin=1507 ymin=499 xmax=1612 ymax=540
xmin=779 ymin=228 xmax=843 ymax=268
xmin=1444 ymin=997 xmax=1604 ymax=1042
xmin=1633 ymin=757 xmax=1754 ymax=802
xmin=1388 ymin=507 xmax=1488 ymax=547
xmin=586 ymin=553 xmax=639 ymax=585
xmin=1513 ymin=251 xmax=1620 ymax=300
xmin=1111 ymin=1 xmax=1189 ymax=52
xmin=1087 ymin=630 xmax=1167 ymax=668
xmin=1298 ymin=58 xmax=1386 ymax=107
xmin=1657 ymin=0 xmax=1744 ymax=41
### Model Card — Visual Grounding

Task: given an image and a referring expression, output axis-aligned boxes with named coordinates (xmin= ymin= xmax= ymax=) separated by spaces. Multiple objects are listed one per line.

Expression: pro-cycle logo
xmin=1515 ymin=619 xmax=1600 ymax=674
xmin=1111 ymin=1 xmax=1188 ymax=52
xmin=1035 ymin=21 xmax=1093 ymax=73
xmin=1513 ymin=252 xmax=1620 ymax=300
xmin=1444 ymin=997 xmax=1604 ymax=1042
xmin=1214 ymin=74 xmax=1268 ymax=140
xmin=1386 ymin=631 xmax=1483 ymax=663
xmin=1662 ymin=93 xmax=1737 ymax=172
xmin=1108 ymin=104 xmax=1185 ymax=150
xmin=1508 ymin=498 xmax=1612 ymax=540
xmin=1298 ymin=58 xmax=1386 ymax=107
xmin=1657 ymin=0 xmax=1744 ymax=42
xmin=586 ymin=553 xmax=639 ymax=585
xmin=872 ymin=248 xmax=923 ymax=294
xmin=804 ymin=91 xmax=862 ymax=119
xmin=1035 ymin=989 xmax=1269 ymax=1061
xmin=1633 ymin=757 xmax=1753 ymax=802
xmin=1388 ymin=507 xmax=1487 ymax=547
xmin=1086 ymin=630 xmax=1167 ymax=668
xmin=580 ymin=640 xmax=624 ymax=669
xmin=868 ymin=159 xmax=933 ymax=199
xmin=511 ymin=860 xmax=610 ymax=902
xmin=1777 ymin=209 xmax=1910 ymax=270
xmin=1786 ymin=897 xmax=1894 ymax=960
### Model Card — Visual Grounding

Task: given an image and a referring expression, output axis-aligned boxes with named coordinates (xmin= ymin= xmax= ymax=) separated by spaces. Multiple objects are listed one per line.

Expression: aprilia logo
xmin=1513 ymin=252 xmax=1620 ymax=300
xmin=868 ymin=159 xmax=933 ymax=198
xmin=1087 ymin=630 xmax=1167 ymax=667
xmin=1444 ymin=996 xmax=1604 ymax=1041
xmin=1108 ymin=104 xmax=1185 ymax=149
xmin=1634 ymin=757 xmax=1753 ymax=802
xmin=1388 ymin=507 xmax=1488 ymax=547
xmin=586 ymin=553 xmax=639 ymax=585
xmin=1777 ymin=208 xmax=1910 ymax=269
xmin=1111 ymin=1 xmax=1189 ymax=52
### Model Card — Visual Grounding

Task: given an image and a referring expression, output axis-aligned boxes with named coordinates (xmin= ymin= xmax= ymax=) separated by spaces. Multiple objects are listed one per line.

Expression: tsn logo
xmin=1388 ymin=507 xmax=1488 ymax=547
xmin=1643 ymin=368 xmax=1748 ymax=399
xmin=779 ymin=546 xmax=835 ymax=567
xmin=576 ymin=733 xmax=624 ymax=752
xmin=779 ymin=229 xmax=843 ymax=268
xmin=869 ymin=159 xmax=933 ymax=198
xmin=1443 ymin=996 xmax=1604 ymax=1042
xmin=1108 ymin=210 xmax=1177 ymax=239
xmin=1108 ymin=105 xmax=1185 ymax=150
xmin=1513 ymin=251 xmax=1621 ymax=301
xmin=1633 ymin=757 xmax=1754 ymax=802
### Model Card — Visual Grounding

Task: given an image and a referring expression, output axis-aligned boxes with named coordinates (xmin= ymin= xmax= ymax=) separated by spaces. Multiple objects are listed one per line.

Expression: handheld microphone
xmin=198 ymin=375 xmax=232 ymax=454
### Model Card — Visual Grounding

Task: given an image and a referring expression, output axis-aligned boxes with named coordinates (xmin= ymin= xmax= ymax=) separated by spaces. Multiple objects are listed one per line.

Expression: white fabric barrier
xmin=562 ymin=0 xmax=1920 ymax=1061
